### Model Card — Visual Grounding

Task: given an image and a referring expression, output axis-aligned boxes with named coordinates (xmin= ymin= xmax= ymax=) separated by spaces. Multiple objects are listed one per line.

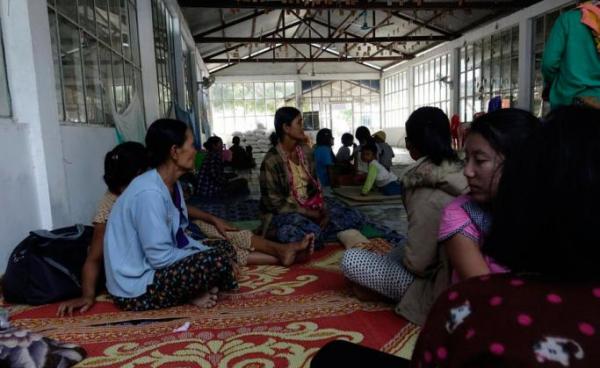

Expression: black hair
xmin=232 ymin=136 xmax=240 ymax=145
xmin=273 ymin=106 xmax=302 ymax=143
xmin=341 ymin=133 xmax=354 ymax=146
xmin=103 ymin=141 xmax=148 ymax=194
xmin=145 ymin=119 xmax=189 ymax=168
xmin=484 ymin=106 xmax=600 ymax=281
xmin=405 ymin=107 xmax=457 ymax=165
xmin=468 ymin=108 xmax=540 ymax=165
xmin=203 ymin=136 xmax=223 ymax=151
xmin=362 ymin=141 xmax=378 ymax=156
xmin=355 ymin=126 xmax=371 ymax=144
xmin=316 ymin=128 xmax=333 ymax=146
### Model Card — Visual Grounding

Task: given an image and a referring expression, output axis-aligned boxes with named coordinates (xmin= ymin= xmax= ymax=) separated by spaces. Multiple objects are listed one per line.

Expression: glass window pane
xmin=234 ymin=83 xmax=244 ymax=99
xmin=83 ymin=34 xmax=103 ymax=123
xmin=265 ymin=82 xmax=275 ymax=98
xmin=109 ymin=0 xmax=122 ymax=54
xmin=223 ymin=84 xmax=233 ymax=99
xmin=56 ymin=0 xmax=77 ymax=21
xmin=244 ymin=83 xmax=254 ymax=99
xmin=286 ymin=81 xmax=295 ymax=96
xmin=98 ymin=45 xmax=114 ymax=125
xmin=128 ymin=1 xmax=140 ymax=66
xmin=79 ymin=0 xmax=96 ymax=35
xmin=96 ymin=0 xmax=111 ymax=44
xmin=275 ymin=82 xmax=285 ymax=98
xmin=120 ymin=0 xmax=131 ymax=61
xmin=112 ymin=57 xmax=125 ymax=112
xmin=255 ymin=83 xmax=264 ymax=98
xmin=58 ymin=17 xmax=86 ymax=122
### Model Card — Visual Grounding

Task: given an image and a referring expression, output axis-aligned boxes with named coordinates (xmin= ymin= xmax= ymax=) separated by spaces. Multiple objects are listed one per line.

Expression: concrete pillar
xmin=3 ymin=0 xmax=71 ymax=228
xmin=517 ymin=18 xmax=534 ymax=111
xmin=451 ymin=47 xmax=461 ymax=117
xmin=138 ymin=0 xmax=160 ymax=124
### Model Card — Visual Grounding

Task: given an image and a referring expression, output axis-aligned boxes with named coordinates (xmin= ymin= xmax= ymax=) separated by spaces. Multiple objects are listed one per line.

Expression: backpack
xmin=3 ymin=225 xmax=93 ymax=305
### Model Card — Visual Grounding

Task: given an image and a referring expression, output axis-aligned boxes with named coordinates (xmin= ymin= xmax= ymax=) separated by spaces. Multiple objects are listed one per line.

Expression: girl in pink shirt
xmin=439 ymin=109 xmax=540 ymax=282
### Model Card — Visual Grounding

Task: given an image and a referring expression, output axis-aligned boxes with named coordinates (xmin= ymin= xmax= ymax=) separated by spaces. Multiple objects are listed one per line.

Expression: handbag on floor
xmin=3 ymin=224 xmax=93 ymax=305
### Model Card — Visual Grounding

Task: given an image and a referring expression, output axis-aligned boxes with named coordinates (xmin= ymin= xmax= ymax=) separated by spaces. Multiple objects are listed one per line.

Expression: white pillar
xmin=407 ymin=66 xmax=414 ymax=114
xmin=3 ymin=0 xmax=71 ymax=228
xmin=138 ymin=0 xmax=160 ymax=124
xmin=517 ymin=18 xmax=534 ymax=111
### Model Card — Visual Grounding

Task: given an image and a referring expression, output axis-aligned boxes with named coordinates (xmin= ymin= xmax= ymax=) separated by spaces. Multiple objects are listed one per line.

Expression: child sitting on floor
xmin=360 ymin=142 xmax=402 ymax=196
xmin=373 ymin=131 xmax=395 ymax=170
xmin=336 ymin=133 xmax=356 ymax=165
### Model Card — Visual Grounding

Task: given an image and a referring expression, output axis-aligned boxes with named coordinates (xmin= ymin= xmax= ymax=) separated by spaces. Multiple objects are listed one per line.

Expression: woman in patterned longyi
xmin=103 ymin=119 xmax=239 ymax=311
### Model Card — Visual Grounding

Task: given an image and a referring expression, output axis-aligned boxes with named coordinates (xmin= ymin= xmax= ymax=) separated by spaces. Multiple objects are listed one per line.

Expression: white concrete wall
xmin=60 ymin=125 xmax=117 ymax=225
xmin=0 ymin=121 xmax=40 ymax=271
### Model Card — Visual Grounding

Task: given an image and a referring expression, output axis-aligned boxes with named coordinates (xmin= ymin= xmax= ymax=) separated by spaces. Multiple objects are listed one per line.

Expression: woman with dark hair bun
xmin=341 ymin=106 xmax=467 ymax=325
xmin=260 ymin=107 xmax=363 ymax=250
xmin=58 ymin=141 xmax=149 ymax=316
xmin=104 ymin=119 xmax=239 ymax=311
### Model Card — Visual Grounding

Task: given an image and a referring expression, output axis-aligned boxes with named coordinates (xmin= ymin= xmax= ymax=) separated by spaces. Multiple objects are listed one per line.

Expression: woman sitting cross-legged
xmin=341 ymin=107 xmax=468 ymax=324
xmin=260 ymin=107 xmax=363 ymax=250
xmin=104 ymin=120 xmax=240 ymax=310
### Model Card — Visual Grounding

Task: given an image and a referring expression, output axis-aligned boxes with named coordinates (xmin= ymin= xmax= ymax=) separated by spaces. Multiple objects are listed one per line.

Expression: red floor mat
xmin=5 ymin=244 xmax=418 ymax=367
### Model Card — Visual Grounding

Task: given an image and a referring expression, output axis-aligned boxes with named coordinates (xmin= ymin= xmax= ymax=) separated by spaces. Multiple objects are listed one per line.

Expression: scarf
xmin=580 ymin=2 xmax=600 ymax=54
xmin=278 ymin=144 xmax=324 ymax=210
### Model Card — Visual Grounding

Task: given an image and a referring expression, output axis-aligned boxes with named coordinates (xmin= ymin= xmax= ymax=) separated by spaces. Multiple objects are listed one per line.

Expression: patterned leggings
xmin=112 ymin=240 xmax=238 ymax=311
xmin=341 ymin=248 xmax=415 ymax=301
xmin=271 ymin=202 xmax=364 ymax=250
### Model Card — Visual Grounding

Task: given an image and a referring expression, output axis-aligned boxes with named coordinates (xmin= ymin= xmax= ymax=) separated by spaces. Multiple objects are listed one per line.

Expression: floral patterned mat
xmin=5 ymin=244 xmax=418 ymax=367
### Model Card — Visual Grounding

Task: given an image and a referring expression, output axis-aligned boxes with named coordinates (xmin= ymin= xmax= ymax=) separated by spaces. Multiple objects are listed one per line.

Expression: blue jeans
xmin=381 ymin=181 xmax=402 ymax=196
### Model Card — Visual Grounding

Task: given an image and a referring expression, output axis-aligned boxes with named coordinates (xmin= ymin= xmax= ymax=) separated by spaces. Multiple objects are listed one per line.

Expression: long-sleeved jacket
xmin=542 ymin=9 xmax=600 ymax=108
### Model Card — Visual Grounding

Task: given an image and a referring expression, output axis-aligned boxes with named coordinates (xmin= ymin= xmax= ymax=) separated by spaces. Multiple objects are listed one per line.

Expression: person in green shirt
xmin=360 ymin=142 xmax=402 ymax=196
xmin=542 ymin=5 xmax=600 ymax=109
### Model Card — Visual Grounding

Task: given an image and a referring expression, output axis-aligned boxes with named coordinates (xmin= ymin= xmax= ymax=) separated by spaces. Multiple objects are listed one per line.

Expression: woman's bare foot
xmin=191 ymin=287 xmax=219 ymax=308
xmin=293 ymin=233 xmax=316 ymax=264
xmin=278 ymin=233 xmax=315 ymax=266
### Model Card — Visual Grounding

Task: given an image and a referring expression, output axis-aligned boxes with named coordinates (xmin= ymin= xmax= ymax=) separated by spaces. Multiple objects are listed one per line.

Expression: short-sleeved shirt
xmin=93 ymin=192 xmax=118 ymax=224
xmin=313 ymin=145 xmax=334 ymax=187
xmin=438 ymin=195 xmax=509 ymax=283
xmin=410 ymin=274 xmax=600 ymax=368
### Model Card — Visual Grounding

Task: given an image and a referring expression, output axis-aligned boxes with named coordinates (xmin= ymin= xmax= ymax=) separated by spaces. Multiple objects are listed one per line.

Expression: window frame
xmin=47 ymin=0 xmax=143 ymax=126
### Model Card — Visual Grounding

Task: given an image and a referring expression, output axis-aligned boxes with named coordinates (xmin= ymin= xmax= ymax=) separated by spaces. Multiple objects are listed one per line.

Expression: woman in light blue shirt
xmin=104 ymin=119 xmax=238 ymax=311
